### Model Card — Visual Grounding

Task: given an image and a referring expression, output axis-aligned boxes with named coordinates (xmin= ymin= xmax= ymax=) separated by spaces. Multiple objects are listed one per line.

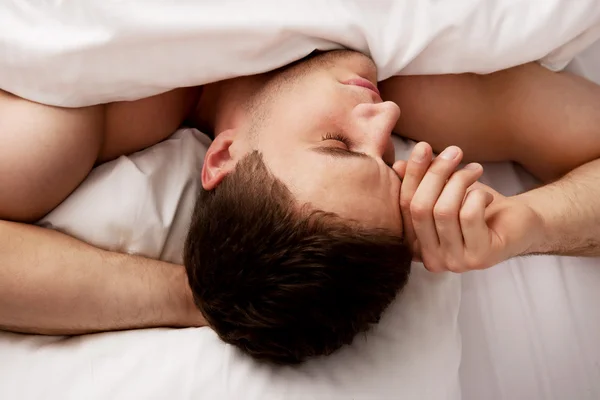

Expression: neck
xmin=192 ymin=74 xmax=270 ymax=136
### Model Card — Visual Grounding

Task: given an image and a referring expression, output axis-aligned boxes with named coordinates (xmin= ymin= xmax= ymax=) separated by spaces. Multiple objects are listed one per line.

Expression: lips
xmin=342 ymin=77 xmax=381 ymax=98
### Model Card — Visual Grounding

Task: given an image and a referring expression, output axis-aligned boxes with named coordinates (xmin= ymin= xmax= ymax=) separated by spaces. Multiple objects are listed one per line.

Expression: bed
xmin=1 ymin=1 xmax=600 ymax=399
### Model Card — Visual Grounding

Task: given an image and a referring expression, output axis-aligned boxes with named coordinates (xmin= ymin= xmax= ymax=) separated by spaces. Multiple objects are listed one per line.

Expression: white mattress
xmin=1 ymin=41 xmax=600 ymax=400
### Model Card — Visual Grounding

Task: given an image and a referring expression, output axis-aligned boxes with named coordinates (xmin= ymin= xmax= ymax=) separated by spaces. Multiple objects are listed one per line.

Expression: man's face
xmin=244 ymin=50 xmax=403 ymax=235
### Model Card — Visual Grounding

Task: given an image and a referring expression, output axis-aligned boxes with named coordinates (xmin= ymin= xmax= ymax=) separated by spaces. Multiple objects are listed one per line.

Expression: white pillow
xmin=9 ymin=129 xmax=464 ymax=400
xmin=1 ymin=0 xmax=599 ymax=107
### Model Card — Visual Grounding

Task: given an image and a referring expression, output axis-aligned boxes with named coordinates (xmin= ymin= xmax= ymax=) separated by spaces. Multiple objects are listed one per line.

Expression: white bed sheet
xmin=458 ymin=39 xmax=600 ymax=400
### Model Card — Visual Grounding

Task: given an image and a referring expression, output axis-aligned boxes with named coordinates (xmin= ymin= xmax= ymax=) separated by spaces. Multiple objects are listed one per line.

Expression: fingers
xmin=410 ymin=146 xmax=463 ymax=254
xmin=397 ymin=142 xmax=432 ymax=252
xmin=460 ymin=188 xmax=494 ymax=254
xmin=398 ymin=142 xmax=432 ymax=208
xmin=396 ymin=143 xmax=503 ymax=273
xmin=434 ymin=163 xmax=484 ymax=258
xmin=397 ymin=143 xmax=491 ymax=271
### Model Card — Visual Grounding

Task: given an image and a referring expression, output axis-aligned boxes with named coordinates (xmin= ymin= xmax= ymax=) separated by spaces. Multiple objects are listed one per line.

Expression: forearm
xmin=517 ymin=158 xmax=600 ymax=257
xmin=0 ymin=221 xmax=204 ymax=335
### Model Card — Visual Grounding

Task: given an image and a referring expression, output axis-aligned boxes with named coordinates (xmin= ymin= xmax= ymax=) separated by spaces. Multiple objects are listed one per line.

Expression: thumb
xmin=393 ymin=160 xmax=407 ymax=179
xmin=484 ymin=191 xmax=494 ymax=207
xmin=465 ymin=182 xmax=498 ymax=209
xmin=469 ymin=181 xmax=502 ymax=198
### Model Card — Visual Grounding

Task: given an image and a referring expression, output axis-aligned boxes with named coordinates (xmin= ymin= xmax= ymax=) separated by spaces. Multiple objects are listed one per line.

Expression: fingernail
xmin=464 ymin=163 xmax=481 ymax=170
xmin=411 ymin=144 xmax=427 ymax=162
xmin=440 ymin=146 xmax=459 ymax=160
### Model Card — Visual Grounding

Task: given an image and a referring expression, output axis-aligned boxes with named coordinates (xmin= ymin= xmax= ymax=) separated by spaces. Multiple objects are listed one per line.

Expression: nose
xmin=350 ymin=101 xmax=400 ymax=161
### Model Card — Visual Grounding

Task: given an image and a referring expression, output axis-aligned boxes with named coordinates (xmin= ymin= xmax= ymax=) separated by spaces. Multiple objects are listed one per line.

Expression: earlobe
xmin=201 ymin=129 xmax=238 ymax=190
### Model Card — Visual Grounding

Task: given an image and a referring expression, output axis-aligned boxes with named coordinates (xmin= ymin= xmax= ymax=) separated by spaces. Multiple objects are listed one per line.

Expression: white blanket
xmin=1 ymin=0 xmax=600 ymax=107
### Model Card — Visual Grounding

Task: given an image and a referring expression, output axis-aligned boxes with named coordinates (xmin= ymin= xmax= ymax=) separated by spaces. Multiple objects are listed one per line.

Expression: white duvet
xmin=1 ymin=0 xmax=600 ymax=107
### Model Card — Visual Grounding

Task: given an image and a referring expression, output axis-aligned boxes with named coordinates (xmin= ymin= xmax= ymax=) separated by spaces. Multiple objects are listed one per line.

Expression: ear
xmin=201 ymin=129 xmax=240 ymax=190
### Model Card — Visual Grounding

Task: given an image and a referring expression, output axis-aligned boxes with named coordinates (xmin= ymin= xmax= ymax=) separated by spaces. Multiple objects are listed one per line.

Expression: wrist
xmin=123 ymin=257 xmax=206 ymax=329
xmin=174 ymin=265 xmax=206 ymax=328
xmin=513 ymin=192 xmax=553 ymax=255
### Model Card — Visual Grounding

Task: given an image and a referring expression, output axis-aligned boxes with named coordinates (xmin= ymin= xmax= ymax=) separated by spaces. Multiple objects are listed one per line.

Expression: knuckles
xmin=409 ymin=201 xmax=432 ymax=220
xmin=459 ymin=206 xmax=479 ymax=225
xmin=399 ymin=197 xmax=413 ymax=211
xmin=433 ymin=204 xmax=458 ymax=222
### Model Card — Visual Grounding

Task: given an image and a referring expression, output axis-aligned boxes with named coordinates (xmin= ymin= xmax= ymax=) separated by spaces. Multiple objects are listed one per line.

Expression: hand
xmin=393 ymin=142 xmax=543 ymax=273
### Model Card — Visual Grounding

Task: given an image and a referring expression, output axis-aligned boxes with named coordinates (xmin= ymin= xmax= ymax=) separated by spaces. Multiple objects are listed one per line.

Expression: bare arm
xmin=380 ymin=63 xmax=600 ymax=182
xmin=0 ymin=90 xmax=104 ymax=222
xmin=518 ymin=158 xmax=600 ymax=257
xmin=0 ymin=87 xmax=196 ymax=221
xmin=0 ymin=221 xmax=204 ymax=334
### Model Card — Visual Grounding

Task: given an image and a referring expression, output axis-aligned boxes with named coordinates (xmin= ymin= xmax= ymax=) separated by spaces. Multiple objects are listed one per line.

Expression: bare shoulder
xmin=381 ymin=63 xmax=600 ymax=181
xmin=0 ymin=89 xmax=105 ymax=221
xmin=379 ymin=72 xmax=512 ymax=162
xmin=0 ymin=86 xmax=199 ymax=222
xmin=100 ymin=87 xmax=200 ymax=162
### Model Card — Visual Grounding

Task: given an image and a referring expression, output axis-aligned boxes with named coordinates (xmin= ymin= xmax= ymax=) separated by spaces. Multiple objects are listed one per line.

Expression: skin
xmin=1 ymin=50 xmax=600 ymax=334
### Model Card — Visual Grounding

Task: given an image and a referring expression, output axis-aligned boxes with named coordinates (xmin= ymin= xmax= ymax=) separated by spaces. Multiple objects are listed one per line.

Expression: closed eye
xmin=318 ymin=132 xmax=394 ymax=167
xmin=322 ymin=132 xmax=353 ymax=148
xmin=311 ymin=146 xmax=369 ymax=160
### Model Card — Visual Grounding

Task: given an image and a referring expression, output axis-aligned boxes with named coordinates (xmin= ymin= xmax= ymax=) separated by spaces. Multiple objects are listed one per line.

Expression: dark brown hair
xmin=184 ymin=151 xmax=412 ymax=364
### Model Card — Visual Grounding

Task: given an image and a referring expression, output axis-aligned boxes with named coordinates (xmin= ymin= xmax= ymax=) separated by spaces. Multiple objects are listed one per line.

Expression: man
xmin=183 ymin=51 xmax=600 ymax=362
xmin=1 ymin=50 xmax=599 ymax=362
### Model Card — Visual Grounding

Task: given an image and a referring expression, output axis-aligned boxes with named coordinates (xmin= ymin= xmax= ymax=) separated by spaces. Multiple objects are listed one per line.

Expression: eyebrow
xmin=310 ymin=146 xmax=370 ymax=160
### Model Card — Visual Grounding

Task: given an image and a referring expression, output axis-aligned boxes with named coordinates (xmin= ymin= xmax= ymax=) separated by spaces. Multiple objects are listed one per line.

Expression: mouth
xmin=342 ymin=77 xmax=382 ymax=101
